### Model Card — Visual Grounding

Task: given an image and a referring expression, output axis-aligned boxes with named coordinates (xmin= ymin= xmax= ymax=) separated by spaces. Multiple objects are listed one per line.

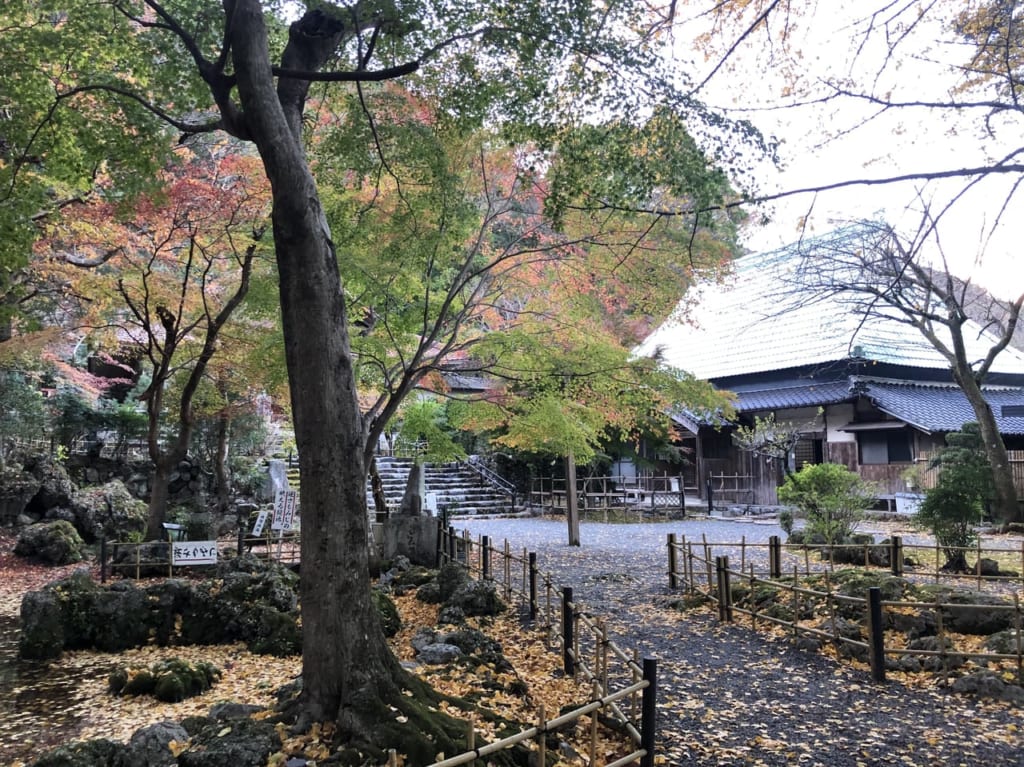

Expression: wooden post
xmin=769 ymin=535 xmax=781 ymax=579
xmin=668 ymin=533 xmax=678 ymax=589
xmin=867 ymin=586 xmax=886 ymax=683
xmin=890 ymin=535 xmax=903 ymax=576
xmin=529 ymin=552 xmax=538 ymax=619
xmin=562 ymin=587 xmax=575 ymax=675
xmin=640 ymin=657 xmax=658 ymax=767
xmin=481 ymin=535 xmax=490 ymax=580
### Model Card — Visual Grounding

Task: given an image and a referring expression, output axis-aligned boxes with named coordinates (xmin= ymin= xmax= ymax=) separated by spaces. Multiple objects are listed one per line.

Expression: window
xmin=793 ymin=437 xmax=824 ymax=470
xmin=859 ymin=430 xmax=912 ymax=464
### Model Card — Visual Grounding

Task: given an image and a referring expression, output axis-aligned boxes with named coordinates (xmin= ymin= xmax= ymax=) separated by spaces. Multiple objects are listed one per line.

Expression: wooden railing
xmin=666 ymin=534 xmax=1024 ymax=684
xmin=425 ymin=526 xmax=658 ymax=767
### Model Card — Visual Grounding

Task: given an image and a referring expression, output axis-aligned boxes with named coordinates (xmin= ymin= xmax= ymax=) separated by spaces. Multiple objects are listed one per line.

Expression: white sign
xmin=251 ymin=509 xmax=271 ymax=537
xmin=171 ymin=541 xmax=219 ymax=566
xmin=425 ymin=492 xmax=438 ymax=514
xmin=272 ymin=489 xmax=298 ymax=531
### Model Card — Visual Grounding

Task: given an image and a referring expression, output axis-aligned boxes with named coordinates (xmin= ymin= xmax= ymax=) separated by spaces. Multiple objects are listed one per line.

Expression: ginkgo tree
xmin=38 ymin=143 xmax=272 ymax=538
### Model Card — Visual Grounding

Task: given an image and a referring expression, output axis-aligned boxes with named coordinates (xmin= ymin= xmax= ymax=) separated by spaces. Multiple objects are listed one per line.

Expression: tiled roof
xmin=729 ymin=380 xmax=853 ymax=411
xmin=636 ymin=232 xmax=1024 ymax=380
xmin=864 ymin=380 xmax=1024 ymax=435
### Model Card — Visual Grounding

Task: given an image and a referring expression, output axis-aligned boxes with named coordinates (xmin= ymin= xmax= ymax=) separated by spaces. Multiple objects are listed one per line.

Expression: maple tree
xmin=37 ymin=143 xmax=272 ymax=537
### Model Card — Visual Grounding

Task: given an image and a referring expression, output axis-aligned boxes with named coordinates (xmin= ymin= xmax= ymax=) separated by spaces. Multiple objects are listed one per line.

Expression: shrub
xmin=914 ymin=423 xmax=990 ymax=571
xmin=776 ymin=463 xmax=875 ymax=544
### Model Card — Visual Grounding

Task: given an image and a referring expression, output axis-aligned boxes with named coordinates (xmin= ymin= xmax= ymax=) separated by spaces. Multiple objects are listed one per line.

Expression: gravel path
xmin=454 ymin=517 xmax=1024 ymax=767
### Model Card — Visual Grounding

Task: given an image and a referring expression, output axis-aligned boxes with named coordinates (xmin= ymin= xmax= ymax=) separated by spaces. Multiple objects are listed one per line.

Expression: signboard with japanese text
xmin=251 ymin=509 xmax=271 ymax=536
xmin=272 ymin=489 xmax=298 ymax=531
xmin=171 ymin=541 xmax=219 ymax=566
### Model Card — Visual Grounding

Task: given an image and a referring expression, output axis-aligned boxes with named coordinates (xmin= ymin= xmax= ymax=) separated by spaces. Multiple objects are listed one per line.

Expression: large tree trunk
xmin=145 ymin=456 xmax=175 ymax=540
xmin=214 ymin=412 xmax=231 ymax=514
xmin=959 ymin=376 xmax=1020 ymax=523
xmin=231 ymin=1 xmax=400 ymax=727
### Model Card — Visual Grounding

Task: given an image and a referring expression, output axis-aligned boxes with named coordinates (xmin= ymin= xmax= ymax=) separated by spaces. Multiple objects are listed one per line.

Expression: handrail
xmin=463 ymin=455 xmax=516 ymax=496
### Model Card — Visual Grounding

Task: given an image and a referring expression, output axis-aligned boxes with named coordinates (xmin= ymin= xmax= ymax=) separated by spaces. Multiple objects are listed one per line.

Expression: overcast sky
xmin=672 ymin=1 xmax=1022 ymax=297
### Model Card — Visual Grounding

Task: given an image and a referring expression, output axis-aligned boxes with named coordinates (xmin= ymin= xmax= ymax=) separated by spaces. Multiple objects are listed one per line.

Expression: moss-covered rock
xmin=372 ymin=587 xmax=401 ymax=637
xmin=109 ymin=657 xmax=221 ymax=702
xmin=69 ymin=480 xmax=147 ymax=543
xmin=14 ymin=520 xmax=86 ymax=565
xmin=28 ymin=738 xmax=129 ymax=767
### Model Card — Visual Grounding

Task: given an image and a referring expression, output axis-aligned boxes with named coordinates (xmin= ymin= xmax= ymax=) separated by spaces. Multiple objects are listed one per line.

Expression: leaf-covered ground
xmin=0 ymin=532 xmax=609 ymax=767
xmin=459 ymin=517 xmax=1024 ymax=766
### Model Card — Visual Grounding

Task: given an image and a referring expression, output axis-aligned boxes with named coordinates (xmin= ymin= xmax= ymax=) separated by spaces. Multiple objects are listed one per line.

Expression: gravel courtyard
xmin=453 ymin=516 xmax=1024 ymax=766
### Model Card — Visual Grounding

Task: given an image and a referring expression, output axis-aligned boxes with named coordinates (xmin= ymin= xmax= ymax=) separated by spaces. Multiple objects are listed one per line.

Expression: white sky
xmin=671 ymin=1 xmax=1024 ymax=298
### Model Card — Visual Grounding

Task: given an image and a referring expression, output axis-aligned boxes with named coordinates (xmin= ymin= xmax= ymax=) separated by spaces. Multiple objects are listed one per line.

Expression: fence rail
xmin=667 ymin=534 xmax=1024 ymax=684
xmin=99 ymin=529 xmax=300 ymax=581
xmin=430 ymin=526 xmax=657 ymax=767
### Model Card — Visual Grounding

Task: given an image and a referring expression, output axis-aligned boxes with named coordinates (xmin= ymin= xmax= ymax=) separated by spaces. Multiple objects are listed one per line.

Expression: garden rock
xmin=177 ymin=717 xmax=279 ymax=767
xmin=951 ymin=669 xmax=1024 ymax=706
xmin=28 ymin=738 xmax=129 ymax=767
xmin=438 ymin=605 xmax=466 ymax=625
xmin=905 ymin=636 xmax=965 ymax=671
xmin=91 ymin=581 xmax=152 ymax=652
xmin=975 ymin=558 xmax=1000 ymax=577
xmin=19 ymin=589 xmax=65 ymax=660
xmin=446 ymin=579 xmax=507 ymax=617
xmin=437 ymin=563 xmax=470 ymax=601
xmin=984 ymin=629 xmax=1024 ymax=655
xmin=70 ymin=480 xmax=147 ymax=543
xmin=921 ymin=587 xmax=1013 ymax=635
xmin=123 ymin=721 xmax=190 ymax=767
xmin=24 ymin=455 xmax=76 ymax=513
xmin=0 ymin=466 xmax=42 ymax=526
xmin=14 ymin=520 xmax=86 ymax=565
xmin=418 ymin=642 xmax=463 ymax=664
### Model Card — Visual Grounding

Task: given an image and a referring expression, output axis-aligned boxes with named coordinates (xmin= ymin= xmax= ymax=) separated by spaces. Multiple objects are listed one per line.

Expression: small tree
xmin=732 ymin=410 xmax=821 ymax=479
xmin=914 ymin=423 xmax=992 ymax=571
xmin=777 ymin=463 xmax=875 ymax=545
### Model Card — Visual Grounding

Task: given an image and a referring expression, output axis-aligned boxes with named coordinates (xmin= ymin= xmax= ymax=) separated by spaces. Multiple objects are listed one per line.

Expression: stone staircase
xmin=369 ymin=456 xmax=515 ymax=516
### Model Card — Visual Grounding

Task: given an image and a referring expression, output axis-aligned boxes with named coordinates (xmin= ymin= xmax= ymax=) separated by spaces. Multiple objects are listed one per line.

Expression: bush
xmin=913 ymin=423 xmax=990 ymax=571
xmin=777 ymin=463 xmax=875 ymax=545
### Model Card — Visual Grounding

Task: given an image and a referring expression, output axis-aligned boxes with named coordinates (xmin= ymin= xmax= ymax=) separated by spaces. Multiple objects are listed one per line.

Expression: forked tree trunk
xmin=214 ymin=412 xmax=231 ymax=514
xmin=231 ymin=1 xmax=401 ymax=727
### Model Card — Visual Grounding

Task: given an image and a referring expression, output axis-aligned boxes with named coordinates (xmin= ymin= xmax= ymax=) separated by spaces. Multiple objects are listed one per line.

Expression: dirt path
xmin=457 ymin=517 xmax=1024 ymax=766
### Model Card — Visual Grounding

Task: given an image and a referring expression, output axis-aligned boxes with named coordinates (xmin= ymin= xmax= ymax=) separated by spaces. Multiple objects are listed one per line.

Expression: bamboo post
xmin=589 ymin=680 xmax=600 ymax=766
xmin=99 ymin=537 xmax=107 ymax=584
xmin=936 ymin=595 xmax=949 ymax=686
xmin=504 ymin=540 xmax=511 ymax=600
xmin=481 ymin=535 xmax=490 ymax=580
xmin=388 ymin=749 xmax=397 ymax=767
xmin=977 ymin=539 xmax=983 ymax=591
xmin=769 ymin=535 xmax=781 ymax=579
xmin=935 ymin=540 xmax=941 ymax=583
xmin=740 ymin=535 xmax=746 ymax=572
xmin=668 ymin=533 xmax=678 ymax=590
xmin=1015 ymin=593 xmax=1022 ymax=684
xmin=891 ymin=536 xmax=903 ymax=577
xmin=537 ymin=705 xmax=547 ymax=765
xmin=749 ymin=563 xmax=758 ymax=631
xmin=867 ymin=587 xmax=885 ymax=683
xmin=791 ymin=566 xmax=799 ymax=640
xmin=467 ymin=718 xmax=475 ymax=766
xmin=640 ymin=658 xmax=658 ymax=767
xmin=135 ymin=544 xmax=141 ymax=580
xmin=562 ymin=587 xmax=575 ymax=675
xmin=529 ymin=553 xmax=538 ymax=619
